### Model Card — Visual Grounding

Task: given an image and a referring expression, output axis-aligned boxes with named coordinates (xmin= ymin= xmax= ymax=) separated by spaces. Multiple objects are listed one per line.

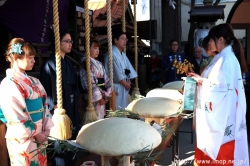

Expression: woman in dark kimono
xmin=39 ymin=29 xmax=81 ymax=166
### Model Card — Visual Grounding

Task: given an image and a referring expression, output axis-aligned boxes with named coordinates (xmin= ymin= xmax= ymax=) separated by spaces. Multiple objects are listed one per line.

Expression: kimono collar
xmin=113 ymin=45 xmax=125 ymax=56
xmin=220 ymin=45 xmax=233 ymax=56
xmin=208 ymin=45 xmax=232 ymax=66
xmin=169 ymin=51 xmax=180 ymax=55
xmin=81 ymin=56 xmax=97 ymax=64
xmin=6 ymin=68 xmax=27 ymax=78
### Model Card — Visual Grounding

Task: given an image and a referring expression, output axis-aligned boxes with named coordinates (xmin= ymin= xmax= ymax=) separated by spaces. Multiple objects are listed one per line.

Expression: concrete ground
xmin=156 ymin=118 xmax=196 ymax=166
xmin=155 ymin=118 xmax=250 ymax=166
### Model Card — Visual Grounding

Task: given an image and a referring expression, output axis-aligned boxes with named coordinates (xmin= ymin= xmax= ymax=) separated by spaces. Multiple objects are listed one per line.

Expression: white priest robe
xmin=195 ymin=45 xmax=249 ymax=165
xmin=104 ymin=45 xmax=137 ymax=109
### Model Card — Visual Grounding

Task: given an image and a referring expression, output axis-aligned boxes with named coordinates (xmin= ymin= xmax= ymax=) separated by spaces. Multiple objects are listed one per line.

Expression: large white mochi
xmin=76 ymin=117 xmax=162 ymax=156
xmin=162 ymin=81 xmax=184 ymax=90
xmin=146 ymin=88 xmax=183 ymax=101
xmin=127 ymin=97 xmax=182 ymax=117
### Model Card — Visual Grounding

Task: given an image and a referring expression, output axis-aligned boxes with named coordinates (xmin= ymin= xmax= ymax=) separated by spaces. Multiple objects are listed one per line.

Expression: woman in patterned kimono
xmin=0 ymin=38 xmax=53 ymax=166
xmin=80 ymin=38 xmax=111 ymax=119
xmin=188 ymin=23 xmax=249 ymax=166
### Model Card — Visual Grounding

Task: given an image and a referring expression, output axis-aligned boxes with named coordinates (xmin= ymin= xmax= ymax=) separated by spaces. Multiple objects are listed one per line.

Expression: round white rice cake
xmin=162 ymin=81 xmax=184 ymax=90
xmin=76 ymin=117 xmax=162 ymax=156
xmin=127 ymin=97 xmax=182 ymax=117
xmin=146 ymin=88 xmax=183 ymax=101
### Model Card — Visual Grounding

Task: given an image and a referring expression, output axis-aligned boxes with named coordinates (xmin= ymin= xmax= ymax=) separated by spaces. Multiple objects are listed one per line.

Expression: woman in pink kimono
xmin=0 ymin=38 xmax=53 ymax=166
xmin=188 ymin=23 xmax=249 ymax=166
xmin=80 ymin=38 xmax=111 ymax=119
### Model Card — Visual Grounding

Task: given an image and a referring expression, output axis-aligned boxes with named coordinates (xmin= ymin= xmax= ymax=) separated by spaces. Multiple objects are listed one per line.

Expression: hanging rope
xmin=50 ymin=0 xmax=72 ymax=140
xmin=53 ymin=2 xmax=62 ymax=110
xmin=83 ymin=0 xmax=97 ymax=125
xmin=133 ymin=0 xmax=138 ymax=88
xmin=107 ymin=0 xmax=113 ymax=91
xmin=107 ymin=0 xmax=116 ymax=110
xmin=131 ymin=0 xmax=140 ymax=97
xmin=122 ymin=0 xmax=126 ymax=53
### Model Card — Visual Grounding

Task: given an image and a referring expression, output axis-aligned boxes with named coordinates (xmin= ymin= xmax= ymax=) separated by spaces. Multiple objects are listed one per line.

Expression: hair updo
xmin=5 ymin=38 xmax=36 ymax=67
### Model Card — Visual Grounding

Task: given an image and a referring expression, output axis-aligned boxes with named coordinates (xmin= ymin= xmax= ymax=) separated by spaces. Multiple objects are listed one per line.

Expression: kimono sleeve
xmin=80 ymin=68 xmax=102 ymax=103
xmin=37 ymin=79 xmax=54 ymax=131
xmin=124 ymin=55 xmax=137 ymax=79
xmin=103 ymin=64 xmax=112 ymax=97
xmin=196 ymin=53 xmax=241 ymax=160
xmin=39 ymin=61 xmax=55 ymax=111
xmin=0 ymin=80 xmax=41 ymax=144
xmin=200 ymin=57 xmax=233 ymax=131
xmin=112 ymin=56 xmax=125 ymax=82
xmin=104 ymin=52 xmax=124 ymax=83
xmin=79 ymin=68 xmax=88 ymax=91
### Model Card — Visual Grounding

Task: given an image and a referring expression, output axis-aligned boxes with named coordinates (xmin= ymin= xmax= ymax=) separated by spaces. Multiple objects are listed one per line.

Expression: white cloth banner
xmin=194 ymin=29 xmax=209 ymax=57
xmin=141 ymin=0 xmax=148 ymax=15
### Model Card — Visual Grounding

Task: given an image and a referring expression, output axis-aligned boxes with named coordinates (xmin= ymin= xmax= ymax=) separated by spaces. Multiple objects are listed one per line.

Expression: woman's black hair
xmin=202 ymin=36 xmax=210 ymax=51
xmin=49 ymin=29 xmax=71 ymax=50
xmin=59 ymin=29 xmax=70 ymax=41
xmin=208 ymin=23 xmax=248 ymax=73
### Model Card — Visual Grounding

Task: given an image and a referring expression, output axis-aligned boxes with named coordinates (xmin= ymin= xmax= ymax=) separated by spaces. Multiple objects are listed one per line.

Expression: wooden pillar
xmin=247 ymin=29 xmax=250 ymax=65
xmin=188 ymin=0 xmax=195 ymax=61
xmin=0 ymin=122 xmax=9 ymax=166
xmin=138 ymin=64 xmax=147 ymax=96
xmin=188 ymin=22 xmax=195 ymax=60
xmin=161 ymin=0 xmax=182 ymax=56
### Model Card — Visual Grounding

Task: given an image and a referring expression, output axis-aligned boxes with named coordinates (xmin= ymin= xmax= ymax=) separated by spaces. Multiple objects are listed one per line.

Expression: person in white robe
xmin=188 ymin=23 xmax=249 ymax=166
xmin=104 ymin=31 xmax=137 ymax=109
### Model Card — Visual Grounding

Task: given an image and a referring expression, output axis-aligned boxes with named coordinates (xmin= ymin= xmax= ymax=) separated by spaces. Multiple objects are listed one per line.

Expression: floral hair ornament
xmin=10 ymin=43 xmax=23 ymax=55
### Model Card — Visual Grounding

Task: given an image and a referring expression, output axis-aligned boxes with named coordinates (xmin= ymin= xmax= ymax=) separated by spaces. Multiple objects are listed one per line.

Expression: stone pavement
xmin=156 ymin=118 xmax=195 ymax=166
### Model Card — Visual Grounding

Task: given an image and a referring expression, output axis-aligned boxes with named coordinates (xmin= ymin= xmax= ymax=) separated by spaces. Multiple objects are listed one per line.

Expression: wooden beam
xmin=230 ymin=23 xmax=250 ymax=29
xmin=247 ymin=29 xmax=250 ymax=65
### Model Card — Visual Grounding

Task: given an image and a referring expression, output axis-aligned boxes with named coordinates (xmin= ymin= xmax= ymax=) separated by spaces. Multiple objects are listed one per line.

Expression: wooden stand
xmin=144 ymin=117 xmax=166 ymax=125
xmin=151 ymin=117 xmax=183 ymax=166
xmin=76 ymin=153 xmax=101 ymax=166
xmin=136 ymin=117 xmax=184 ymax=166
xmin=101 ymin=156 xmax=131 ymax=166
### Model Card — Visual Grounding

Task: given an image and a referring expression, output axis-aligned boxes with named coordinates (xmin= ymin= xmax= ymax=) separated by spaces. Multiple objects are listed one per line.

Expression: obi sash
xmin=25 ymin=98 xmax=44 ymax=122
xmin=97 ymin=78 xmax=106 ymax=91
xmin=0 ymin=98 xmax=44 ymax=123
xmin=0 ymin=107 xmax=7 ymax=123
